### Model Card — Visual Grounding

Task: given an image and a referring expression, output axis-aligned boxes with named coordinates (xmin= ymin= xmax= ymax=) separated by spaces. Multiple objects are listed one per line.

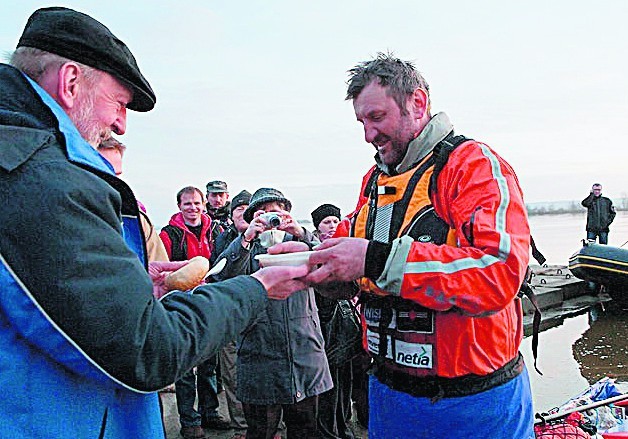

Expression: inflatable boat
xmin=568 ymin=241 xmax=628 ymax=306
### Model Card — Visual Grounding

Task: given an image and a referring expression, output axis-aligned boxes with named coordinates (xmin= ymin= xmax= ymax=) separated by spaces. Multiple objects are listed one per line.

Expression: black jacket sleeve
xmin=582 ymin=193 xmax=595 ymax=208
xmin=214 ymin=235 xmax=255 ymax=280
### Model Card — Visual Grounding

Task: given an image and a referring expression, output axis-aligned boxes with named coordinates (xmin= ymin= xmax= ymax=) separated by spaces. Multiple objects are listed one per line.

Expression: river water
xmin=521 ymin=211 xmax=628 ymax=412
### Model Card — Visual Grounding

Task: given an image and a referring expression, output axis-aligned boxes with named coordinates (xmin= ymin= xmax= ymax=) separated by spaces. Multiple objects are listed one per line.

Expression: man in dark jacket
xmin=214 ymin=189 xmax=252 ymax=258
xmin=582 ymin=183 xmax=616 ymax=244
xmin=206 ymin=180 xmax=232 ymax=232
xmin=0 ymin=8 xmax=308 ymax=438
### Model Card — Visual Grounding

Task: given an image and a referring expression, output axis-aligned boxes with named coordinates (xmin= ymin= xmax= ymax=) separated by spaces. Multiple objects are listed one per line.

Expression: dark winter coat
xmin=215 ymin=231 xmax=332 ymax=404
xmin=0 ymin=63 xmax=267 ymax=438
xmin=214 ymin=223 xmax=240 ymax=260
xmin=582 ymin=193 xmax=616 ymax=233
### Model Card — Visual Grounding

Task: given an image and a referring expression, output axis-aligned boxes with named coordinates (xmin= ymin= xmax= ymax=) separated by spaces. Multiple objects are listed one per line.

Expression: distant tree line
xmin=526 ymin=195 xmax=628 ymax=216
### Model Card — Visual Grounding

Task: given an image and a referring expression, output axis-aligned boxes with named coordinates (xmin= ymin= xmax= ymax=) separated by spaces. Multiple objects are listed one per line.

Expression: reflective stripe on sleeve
xmin=480 ymin=144 xmax=512 ymax=260
xmin=405 ymin=253 xmax=500 ymax=274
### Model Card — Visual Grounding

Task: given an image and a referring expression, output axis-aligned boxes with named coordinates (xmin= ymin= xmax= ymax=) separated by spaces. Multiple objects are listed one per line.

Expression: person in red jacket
xmin=161 ymin=187 xmax=214 ymax=261
xmin=299 ymin=53 xmax=534 ymax=438
xmin=160 ymin=186 xmax=229 ymax=439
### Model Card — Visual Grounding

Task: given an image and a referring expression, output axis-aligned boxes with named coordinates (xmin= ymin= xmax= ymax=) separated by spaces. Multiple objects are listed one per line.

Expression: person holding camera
xmin=213 ymin=188 xmax=332 ymax=439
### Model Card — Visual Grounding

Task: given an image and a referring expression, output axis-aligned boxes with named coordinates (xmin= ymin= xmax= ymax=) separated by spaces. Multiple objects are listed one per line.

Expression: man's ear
xmin=410 ymin=88 xmax=429 ymax=120
xmin=56 ymin=62 xmax=83 ymax=110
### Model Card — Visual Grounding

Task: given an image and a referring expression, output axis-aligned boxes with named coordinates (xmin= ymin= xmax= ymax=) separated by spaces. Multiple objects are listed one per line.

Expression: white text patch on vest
xmin=366 ymin=329 xmax=433 ymax=369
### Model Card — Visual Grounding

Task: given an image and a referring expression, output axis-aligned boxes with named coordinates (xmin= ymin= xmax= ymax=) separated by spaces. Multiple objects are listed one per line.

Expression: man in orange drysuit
xmin=299 ymin=53 xmax=534 ymax=438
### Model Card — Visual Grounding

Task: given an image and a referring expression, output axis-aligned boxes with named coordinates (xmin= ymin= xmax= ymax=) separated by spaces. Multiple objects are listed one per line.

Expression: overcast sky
xmin=3 ymin=1 xmax=627 ymax=227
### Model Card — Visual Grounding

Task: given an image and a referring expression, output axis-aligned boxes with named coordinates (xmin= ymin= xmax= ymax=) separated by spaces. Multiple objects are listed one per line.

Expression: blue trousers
xmin=368 ymin=367 xmax=534 ymax=439
xmin=175 ymin=354 xmax=220 ymax=428
xmin=587 ymin=230 xmax=608 ymax=244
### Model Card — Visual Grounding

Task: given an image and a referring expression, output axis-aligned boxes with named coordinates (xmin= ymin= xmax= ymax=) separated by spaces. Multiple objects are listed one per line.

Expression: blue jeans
xmin=587 ymin=230 xmax=608 ymax=244
xmin=175 ymin=354 xmax=220 ymax=428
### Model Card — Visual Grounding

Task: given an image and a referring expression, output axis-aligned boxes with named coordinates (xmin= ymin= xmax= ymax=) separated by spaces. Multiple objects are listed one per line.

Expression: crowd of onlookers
xmin=146 ymin=179 xmax=368 ymax=439
xmin=99 ymin=133 xmax=368 ymax=439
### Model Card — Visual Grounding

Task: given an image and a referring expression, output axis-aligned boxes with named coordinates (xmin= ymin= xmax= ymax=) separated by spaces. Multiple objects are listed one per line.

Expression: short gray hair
xmin=346 ymin=52 xmax=430 ymax=115
xmin=10 ymin=46 xmax=101 ymax=87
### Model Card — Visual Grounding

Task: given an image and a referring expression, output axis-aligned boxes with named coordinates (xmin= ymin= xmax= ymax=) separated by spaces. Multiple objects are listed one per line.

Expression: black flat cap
xmin=17 ymin=7 xmax=155 ymax=112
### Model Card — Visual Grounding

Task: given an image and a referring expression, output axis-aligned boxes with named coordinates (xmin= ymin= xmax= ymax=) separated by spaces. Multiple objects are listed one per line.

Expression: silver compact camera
xmin=259 ymin=212 xmax=281 ymax=228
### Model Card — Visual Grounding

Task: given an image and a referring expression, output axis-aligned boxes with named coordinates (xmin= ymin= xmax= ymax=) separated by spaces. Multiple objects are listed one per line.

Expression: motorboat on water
xmin=568 ymin=241 xmax=628 ymax=307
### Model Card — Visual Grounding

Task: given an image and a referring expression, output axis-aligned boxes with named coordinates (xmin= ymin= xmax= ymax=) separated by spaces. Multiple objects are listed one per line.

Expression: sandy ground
xmin=160 ymin=389 xmax=368 ymax=439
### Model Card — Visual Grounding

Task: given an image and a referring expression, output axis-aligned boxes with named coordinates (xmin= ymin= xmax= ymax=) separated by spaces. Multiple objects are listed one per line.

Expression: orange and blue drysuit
xmin=342 ymin=112 xmax=534 ymax=438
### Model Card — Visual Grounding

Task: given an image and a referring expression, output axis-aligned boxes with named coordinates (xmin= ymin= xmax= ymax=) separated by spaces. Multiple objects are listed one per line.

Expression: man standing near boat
xmin=296 ymin=53 xmax=534 ymax=438
xmin=582 ymin=183 xmax=616 ymax=244
xmin=0 ymin=7 xmax=309 ymax=438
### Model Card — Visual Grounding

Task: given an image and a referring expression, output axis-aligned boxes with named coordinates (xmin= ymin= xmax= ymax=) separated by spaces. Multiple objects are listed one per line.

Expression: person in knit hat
xmin=214 ymin=188 xmax=332 ymax=439
xmin=311 ymin=203 xmax=342 ymax=242
xmin=310 ymin=204 xmax=364 ymax=439
xmin=213 ymin=190 xmax=252 ymax=259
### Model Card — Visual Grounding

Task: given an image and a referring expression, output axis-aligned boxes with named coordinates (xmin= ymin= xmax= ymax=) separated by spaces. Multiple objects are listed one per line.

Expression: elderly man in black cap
xmin=0 ymin=7 xmax=309 ymax=439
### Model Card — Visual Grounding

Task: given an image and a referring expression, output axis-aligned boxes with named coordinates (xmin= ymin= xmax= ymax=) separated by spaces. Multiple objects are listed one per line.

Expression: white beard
xmin=67 ymin=92 xmax=110 ymax=147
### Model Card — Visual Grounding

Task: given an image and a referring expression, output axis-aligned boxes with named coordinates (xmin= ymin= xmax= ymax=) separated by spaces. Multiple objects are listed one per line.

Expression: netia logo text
xmin=395 ymin=344 xmax=432 ymax=368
